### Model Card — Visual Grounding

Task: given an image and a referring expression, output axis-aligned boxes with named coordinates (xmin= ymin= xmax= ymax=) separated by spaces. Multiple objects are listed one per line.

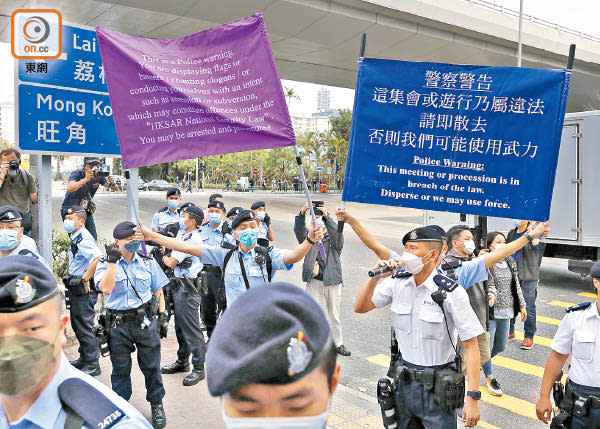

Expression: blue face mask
xmin=512 ymin=219 xmax=523 ymax=227
xmin=0 ymin=230 xmax=20 ymax=251
xmin=167 ymin=200 xmax=179 ymax=209
xmin=315 ymin=217 xmax=325 ymax=228
xmin=124 ymin=240 xmax=141 ymax=253
xmin=237 ymin=229 xmax=258 ymax=247
xmin=208 ymin=213 xmax=222 ymax=225
xmin=179 ymin=219 xmax=187 ymax=230
xmin=63 ymin=219 xmax=76 ymax=233
xmin=7 ymin=170 xmax=17 ymax=176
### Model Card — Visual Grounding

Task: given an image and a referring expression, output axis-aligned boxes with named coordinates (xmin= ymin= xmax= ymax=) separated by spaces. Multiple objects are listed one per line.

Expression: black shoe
xmin=79 ymin=360 xmax=101 ymax=377
xmin=151 ymin=403 xmax=166 ymax=429
xmin=161 ymin=359 xmax=189 ymax=374
xmin=336 ymin=345 xmax=351 ymax=356
xmin=183 ymin=366 xmax=205 ymax=386
xmin=69 ymin=359 xmax=84 ymax=369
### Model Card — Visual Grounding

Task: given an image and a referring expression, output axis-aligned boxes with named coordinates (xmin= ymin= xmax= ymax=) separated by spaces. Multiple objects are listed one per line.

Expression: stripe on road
xmin=577 ymin=292 xmax=597 ymax=299
xmin=491 ymin=355 xmax=567 ymax=383
xmin=547 ymin=300 xmax=575 ymax=308
xmin=536 ymin=315 xmax=561 ymax=326
xmin=513 ymin=330 xmax=553 ymax=348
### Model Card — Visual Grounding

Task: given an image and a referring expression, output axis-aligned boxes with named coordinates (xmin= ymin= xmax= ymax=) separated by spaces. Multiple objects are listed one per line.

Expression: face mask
xmin=7 ymin=170 xmax=17 ymax=176
xmin=492 ymin=243 xmax=505 ymax=250
xmin=0 ymin=335 xmax=58 ymax=396
xmin=462 ymin=240 xmax=476 ymax=255
xmin=315 ymin=218 xmax=325 ymax=228
xmin=237 ymin=229 xmax=258 ymax=247
xmin=64 ymin=219 xmax=76 ymax=233
xmin=168 ymin=200 xmax=179 ymax=209
xmin=124 ymin=240 xmax=141 ymax=253
xmin=256 ymin=211 xmax=266 ymax=221
xmin=512 ymin=219 xmax=522 ymax=227
xmin=221 ymin=401 xmax=329 ymax=429
xmin=208 ymin=213 xmax=222 ymax=225
xmin=402 ymin=251 xmax=426 ymax=275
xmin=0 ymin=229 xmax=20 ymax=251
xmin=179 ymin=219 xmax=187 ymax=230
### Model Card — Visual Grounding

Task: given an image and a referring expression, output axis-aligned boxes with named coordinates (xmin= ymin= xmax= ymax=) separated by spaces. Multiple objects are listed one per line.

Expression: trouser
xmin=560 ymin=381 xmax=600 ymax=429
xmin=459 ymin=330 xmax=490 ymax=373
xmin=172 ymin=281 xmax=206 ymax=367
xmin=306 ymin=279 xmax=343 ymax=347
xmin=70 ymin=290 xmax=100 ymax=362
xmin=200 ymin=268 xmax=226 ymax=338
xmin=108 ymin=317 xmax=165 ymax=404
xmin=509 ymin=280 xmax=538 ymax=338
xmin=482 ymin=318 xmax=510 ymax=377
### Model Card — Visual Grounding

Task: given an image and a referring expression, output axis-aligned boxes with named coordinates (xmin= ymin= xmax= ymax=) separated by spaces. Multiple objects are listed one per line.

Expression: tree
xmin=284 ymin=86 xmax=300 ymax=112
xmin=330 ymin=109 xmax=352 ymax=142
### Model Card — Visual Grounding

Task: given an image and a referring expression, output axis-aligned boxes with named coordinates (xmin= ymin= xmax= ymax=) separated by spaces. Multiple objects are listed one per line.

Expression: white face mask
xmin=492 ymin=242 xmax=505 ymax=250
xmin=221 ymin=401 xmax=329 ymax=429
xmin=462 ymin=240 xmax=476 ymax=255
xmin=402 ymin=251 xmax=430 ymax=274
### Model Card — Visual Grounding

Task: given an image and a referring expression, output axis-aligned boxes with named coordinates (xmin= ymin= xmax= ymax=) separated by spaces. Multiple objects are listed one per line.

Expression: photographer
xmin=0 ymin=149 xmax=37 ymax=235
xmin=61 ymin=157 xmax=118 ymax=240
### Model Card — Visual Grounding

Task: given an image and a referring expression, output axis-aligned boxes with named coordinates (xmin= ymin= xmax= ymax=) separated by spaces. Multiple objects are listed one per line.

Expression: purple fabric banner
xmin=96 ymin=14 xmax=295 ymax=168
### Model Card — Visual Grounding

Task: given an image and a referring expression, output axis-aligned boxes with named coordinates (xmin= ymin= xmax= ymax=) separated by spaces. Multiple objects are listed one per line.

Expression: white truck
xmin=425 ymin=110 xmax=600 ymax=277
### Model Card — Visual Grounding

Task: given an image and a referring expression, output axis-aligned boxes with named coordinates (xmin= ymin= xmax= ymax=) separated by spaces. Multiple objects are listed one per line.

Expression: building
xmin=291 ymin=114 xmax=330 ymax=136
xmin=317 ymin=87 xmax=330 ymax=112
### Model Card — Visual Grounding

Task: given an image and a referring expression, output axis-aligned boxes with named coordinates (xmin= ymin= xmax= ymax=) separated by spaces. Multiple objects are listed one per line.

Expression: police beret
xmin=65 ymin=205 xmax=86 ymax=215
xmin=166 ymin=187 xmax=181 ymax=197
xmin=250 ymin=201 xmax=265 ymax=210
xmin=591 ymin=260 xmax=600 ymax=279
xmin=0 ymin=206 xmax=22 ymax=222
xmin=206 ymin=282 xmax=332 ymax=397
xmin=0 ymin=255 xmax=59 ymax=313
xmin=429 ymin=225 xmax=447 ymax=240
xmin=113 ymin=221 xmax=137 ymax=239
xmin=402 ymin=226 xmax=445 ymax=246
xmin=208 ymin=200 xmax=226 ymax=213
xmin=226 ymin=206 xmax=243 ymax=218
xmin=83 ymin=157 xmax=101 ymax=165
xmin=179 ymin=202 xmax=196 ymax=211
xmin=181 ymin=204 xmax=204 ymax=220
xmin=231 ymin=210 xmax=257 ymax=230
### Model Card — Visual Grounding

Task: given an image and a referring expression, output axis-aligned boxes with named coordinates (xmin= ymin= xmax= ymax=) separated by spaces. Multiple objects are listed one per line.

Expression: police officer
xmin=141 ymin=210 xmax=323 ymax=305
xmin=251 ymin=201 xmax=274 ymax=247
xmin=0 ymin=255 xmax=152 ymax=428
xmin=63 ymin=205 xmax=103 ymax=377
xmin=206 ymin=282 xmax=340 ymax=427
xmin=226 ymin=206 xmax=243 ymax=223
xmin=160 ymin=205 xmax=207 ymax=386
xmin=151 ymin=187 xmax=182 ymax=232
xmin=0 ymin=205 xmax=51 ymax=272
xmin=355 ymin=226 xmax=483 ymax=428
xmin=94 ymin=222 xmax=169 ymax=429
xmin=536 ymin=260 xmax=600 ymax=428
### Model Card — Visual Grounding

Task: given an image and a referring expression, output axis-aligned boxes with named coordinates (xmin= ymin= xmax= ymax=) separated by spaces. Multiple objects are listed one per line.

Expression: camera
xmin=8 ymin=160 xmax=20 ymax=171
xmin=91 ymin=165 xmax=110 ymax=178
xmin=312 ymin=200 xmax=324 ymax=216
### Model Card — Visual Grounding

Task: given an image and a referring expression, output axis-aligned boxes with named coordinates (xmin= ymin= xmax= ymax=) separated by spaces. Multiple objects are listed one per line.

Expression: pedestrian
xmin=481 ymin=231 xmax=527 ymax=397
xmin=294 ymin=201 xmax=350 ymax=356
xmin=186 ymin=178 xmax=192 ymax=193
xmin=507 ymin=219 xmax=547 ymax=350
xmin=312 ymin=176 xmax=317 ymax=192
xmin=62 ymin=205 xmax=104 ymax=377
xmin=205 ymin=282 xmax=340 ymax=427
xmin=249 ymin=178 xmax=255 ymax=192
xmin=141 ymin=209 xmax=323 ymax=305
xmin=0 ymin=255 xmax=152 ymax=428
xmin=271 ymin=177 xmax=276 ymax=191
xmin=94 ymin=222 xmax=170 ymax=428
xmin=283 ymin=179 xmax=288 ymax=192
xmin=160 ymin=205 xmax=207 ymax=386
xmin=536 ymin=260 xmax=600 ymax=427
xmin=0 ymin=149 xmax=37 ymax=236
xmin=61 ymin=157 xmax=118 ymax=240
xmin=151 ymin=187 xmax=182 ymax=232
xmin=278 ymin=177 xmax=283 ymax=191
xmin=354 ymin=226 xmax=483 ymax=428
xmin=251 ymin=201 xmax=274 ymax=247
xmin=336 ymin=177 xmax=341 ymax=191
xmin=225 ymin=179 xmax=230 ymax=191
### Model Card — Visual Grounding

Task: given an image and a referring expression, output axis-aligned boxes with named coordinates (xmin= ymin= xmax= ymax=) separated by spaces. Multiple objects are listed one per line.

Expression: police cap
xmin=0 ymin=255 xmax=59 ymax=313
xmin=250 ymin=201 xmax=265 ymax=210
xmin=0 ymin=206 xmax=22 ymax=223
xmin=113 ymin=221 xmax=137 ymax=239
xmin=206 ymin=282 xmax=332 ymax=397
xmin=591 ymin=261 xmax=600 ymax=279
xmin=226 ymin=206 xmax=243 ymax=218
xmin=65 ymin=205 xmax=86 ymax=216
xmin=166 ymin=187 xmax=181 ymax=198
xmin=83 ymin=157 xmax=101 ymax=165
xmin=208 ymin=200 xmax=226 ymax=213
xmin=402 ymin=226 xmax=445 ymax=246
xmin=429 ymin=225 xmax=447 ymax=242
xmin=231 ymin=210 xmax=256 ymax=230
xmin=181 ymin=204 xmax=204 ymax=222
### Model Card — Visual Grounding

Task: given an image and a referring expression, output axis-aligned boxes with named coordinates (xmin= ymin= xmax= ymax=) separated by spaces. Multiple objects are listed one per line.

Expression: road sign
xmin=315 ymin=167 xmax=323 ymax=172
xmin=327 ymin=167 xmax=332 ymax=174
xmin=252 ymin=168 xmax=258 ymax=175
xmin=16 ymin=23 xmax=119 ymax=156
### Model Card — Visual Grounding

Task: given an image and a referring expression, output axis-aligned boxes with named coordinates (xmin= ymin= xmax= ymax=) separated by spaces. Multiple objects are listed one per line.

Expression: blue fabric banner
xmin=342 ymin=58 xmax=570 ymax=221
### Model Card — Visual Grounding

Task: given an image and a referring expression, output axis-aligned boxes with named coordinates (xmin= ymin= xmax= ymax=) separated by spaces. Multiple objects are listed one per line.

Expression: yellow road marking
xmin=365 ymin=354 xmax=391 ymax=367
xmin=547 ymin=300 xmax=575 ymax=308
xmin=480 ymin=387 xmax=538 ymax=420
xmin=536 ymin=315 xmax=562 ymax=326
xmin=477 ymin=421 xmax=501 ymax=429
xmin=513 ymin=330 xmax=552 ymax=348
xmin=577 ymin=292 xmax=597 ymax=299
xmin=491 ymin=355 xmax=567 ymax=383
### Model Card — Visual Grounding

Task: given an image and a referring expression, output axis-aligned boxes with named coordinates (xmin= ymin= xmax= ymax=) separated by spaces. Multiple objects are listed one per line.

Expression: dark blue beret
xmin=113 ymin=221 xmax=137 ymax=239
xmin=591 ymin=261 xmax=600 ymax=279
xmin=83 ymin=157 xmax=101 ymax=165
xmin=0 ymin=205 xmax=23 ymax=222
xmin=429 ymin=225 xmax=447 ymax=240
xmin=226 ymin=206 xmax=243 ymax=218
xmin=250 ymin=201 xmax=265 ymax=210
xmin=0 ymin=255 xmax=59 ymax=313
xmin=65 ymin=205 xmax=86 ymax=216
xmin=208 ymin=200 xmax=226 ymax=213
xmin=231 ymin=210 xmax=256 ymax=230
xmin=206 ymin=282 xmax=332 ymax=396
xmin=166 ymin=187 xmax=181 ymax=197
xmin=402 ymin=226 xmax=445 ymax=246
xmin=181 ymin=204 xmax=204 ymax=221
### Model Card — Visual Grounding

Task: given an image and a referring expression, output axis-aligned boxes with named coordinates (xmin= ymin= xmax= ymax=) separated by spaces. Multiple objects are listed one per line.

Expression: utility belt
xmin=552 ymin=380 xmax=600 ymax=428
xmin=62 ymin=275 xmax=94 ymax=296
xmin=202 ymin=264 xmax=222 ymax=275
xmin=106 ymin=301 xmax=154 ymax=325
xmin=173 ymin=276 xmax=201 ymax=294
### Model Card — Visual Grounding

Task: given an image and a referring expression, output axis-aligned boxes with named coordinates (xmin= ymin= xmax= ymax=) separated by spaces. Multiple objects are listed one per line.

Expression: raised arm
xmin=283 ymin=224 xmax=324 ymax=265
xmin=336 ymin=208 xmax=392 ymax=260
xmin=483 ymin=221 xmax=550 ymax=268
xmin=140 ymin=222 xmax=202 ymax=257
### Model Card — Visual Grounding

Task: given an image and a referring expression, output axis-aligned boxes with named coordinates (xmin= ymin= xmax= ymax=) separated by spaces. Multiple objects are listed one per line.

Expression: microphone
xmin=368 ymin=259 xmax=405 ymax=277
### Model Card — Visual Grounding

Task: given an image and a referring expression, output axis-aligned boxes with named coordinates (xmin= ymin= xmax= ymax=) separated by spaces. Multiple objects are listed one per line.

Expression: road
xmin=52 ymin=186 xmax=596 ymax=428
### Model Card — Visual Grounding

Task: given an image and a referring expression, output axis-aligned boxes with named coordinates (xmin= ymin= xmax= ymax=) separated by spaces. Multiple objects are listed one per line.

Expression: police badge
xmin=410 ymin=230 xmax=417 ymax=240
xmin=287 ymin=330 xmax=313 ymax=377
xmin=14 ymin=275 xmax=35 ymax=304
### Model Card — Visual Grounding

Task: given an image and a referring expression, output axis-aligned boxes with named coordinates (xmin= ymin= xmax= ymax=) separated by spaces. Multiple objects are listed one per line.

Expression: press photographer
xmin=0 ymin=149 xmax=38 ymax=235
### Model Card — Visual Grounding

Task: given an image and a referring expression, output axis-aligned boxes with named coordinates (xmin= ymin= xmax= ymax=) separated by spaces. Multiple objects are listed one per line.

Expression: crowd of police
xmin=0 ymin=155 xmax=598 ymax=429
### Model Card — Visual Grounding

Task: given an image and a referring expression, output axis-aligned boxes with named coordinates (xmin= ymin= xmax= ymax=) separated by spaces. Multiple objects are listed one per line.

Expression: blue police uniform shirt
xmin=67 ymin=228 xmax=102 ymax=277
xmin=388 ymin=250 xmax=487 ymax=290
xmin=20 ymin=235 xmax=39 ymax=253
xmin=200 ymin=245 xmax=292 ymax=304
xmin=151 ymin=208 xmax=181 ymax=231
xmin=201 ymin=221 xmax=236 ymax=248
xmin=258 ymin=221 xmax=269 ymax=239
xmin=7 ymin=241 xmax=52 ymax=273
xmin=172 ymin=229 xmax=203 ymax=278
xmin=61 ymin=170 xmax=107 ymax=211
xmin=94 ymin=253 xmax=169 ymax=310
xmin=0 ymin=353 xmax=152 ymax=428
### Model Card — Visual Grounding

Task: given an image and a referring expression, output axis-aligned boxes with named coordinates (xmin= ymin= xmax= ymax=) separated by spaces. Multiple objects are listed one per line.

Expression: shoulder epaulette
xmin=17 ymin=249 xmax=39 ymax=259
xmin=392 ymin=270 xmax=412 ymax=279
xmin=221 ymin=240 xmax=237 ymax=250
xmin=441 ymin=259 xmax=462 ymax=271
xmin=157 ymin=206 xmax=169 ymax=213
xmin=59 ymin=378 xmax=125 ymax=429
xmin=136 ymin=252 xmax=151 ymax=260
xmin=433 ymin=274 xmax=459 ymax=292
xmin=566 ymin=302 xmax=592 ymax=313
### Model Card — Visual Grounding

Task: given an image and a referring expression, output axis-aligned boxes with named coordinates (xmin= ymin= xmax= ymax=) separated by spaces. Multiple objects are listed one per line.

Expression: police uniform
xmin=94 ymin=222 xmax=169 ymax=428
xmin=200 ymin=210 xmax=292 ymax=306
xmin=251 ymin=201 xmax=270 ymax=247
xmin=151 ymin=188 xmax=182 ymax=231
xmin=226 ymin=206 xmax=243 ymax=222
xmin=65 ymin=206 xmax=103 ymax=375
xmin=372 ymin=227 xmax=483 ymax=428
xmin=0 ymin=255 xmax=151 ymax=428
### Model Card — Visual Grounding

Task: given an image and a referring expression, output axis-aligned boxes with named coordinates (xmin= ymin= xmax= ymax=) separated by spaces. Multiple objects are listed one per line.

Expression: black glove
xmin=222 ymin=222 xmax=232 ymax=235
xmin=105 ymin=243 xmax=121 ymax=263
xmin=163 ymin=222 xmax=180 ymax=238
xmin=178 ymin=257 xmax=193 ymax=269
xmin=69 ymin=276 xmax=84 ymax=288
xmin=263 ymin=213 xmax=271 ymax=226
xmin=158 ymin=312 xmax=169 ymax=338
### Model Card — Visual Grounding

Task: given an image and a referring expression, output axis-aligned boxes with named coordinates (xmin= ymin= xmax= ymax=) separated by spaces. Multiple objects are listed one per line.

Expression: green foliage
xmin=52 ymin=228 xmax=70 ymax=280
xmin=330 ymin=109 xmax=352 ymax=142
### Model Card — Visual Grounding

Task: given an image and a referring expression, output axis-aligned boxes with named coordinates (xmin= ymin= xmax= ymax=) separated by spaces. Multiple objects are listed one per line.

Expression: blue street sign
xmin=18 ymin=84 xmax=120 ymax=155
xmin=315 ymin=167 xmax=324 ymax=172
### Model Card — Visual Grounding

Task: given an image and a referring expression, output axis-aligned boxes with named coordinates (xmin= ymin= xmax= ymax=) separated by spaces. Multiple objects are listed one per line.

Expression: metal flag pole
xmin=517 ymin=0 xmax=523 ymax=67
xmin=338 ymin=32 xmax=366 ymax=233
xmin=124 ymin=168 xmax=148 ymax=256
